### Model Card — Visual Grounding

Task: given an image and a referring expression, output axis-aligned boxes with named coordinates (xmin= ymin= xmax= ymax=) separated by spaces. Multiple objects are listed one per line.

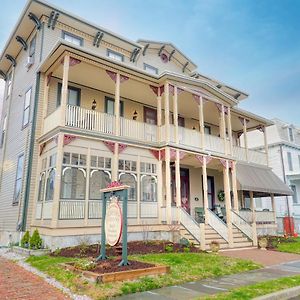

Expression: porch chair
xmin=195 ymin=207 xmax=205 ymax=223
xmin=215 ymin=205 xmax=225 ymax=222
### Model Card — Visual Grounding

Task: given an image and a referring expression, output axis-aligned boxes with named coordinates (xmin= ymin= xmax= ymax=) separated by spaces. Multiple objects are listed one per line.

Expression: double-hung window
xmin=288 ymin=127 xmax=294 ymax=142
xmin=22 ymin=88 xmax=31 ymax=128
xmin=0 ymin=115 xmax=7 ymax=148
xmin=144 ymin=63 xmax=158 ymax=75
xmin=29 ymin=35 xmax=36 ymax=59
xmin=6 ymin=72 xmax=12 ymax=98
xmin=291 ymin=185 xmax=298 ymax=204
xmin=57 ymin=83 xmax=81 ymax=107
xmin=62 ymin=31 xmax=83 ymax=46
xmin=107 ymin=49 xmax=124 ymax=62
xmin=105 ymin=97 xmax=124 ymax=116
xmin=204 ymin=125 xmax=211 ymax=135
xmin=287 ymin=152 xmax=293 ymax=171
xmin=13 ymin=154 xmax=24 ymax=204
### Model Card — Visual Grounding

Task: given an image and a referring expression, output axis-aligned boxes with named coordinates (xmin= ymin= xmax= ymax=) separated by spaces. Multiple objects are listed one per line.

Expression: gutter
xmin=21 ymin=71 xmax=41 ymax=231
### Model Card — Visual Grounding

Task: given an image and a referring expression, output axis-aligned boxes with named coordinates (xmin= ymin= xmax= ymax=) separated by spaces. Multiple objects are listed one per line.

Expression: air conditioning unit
xmin=25 ymin=56 xmax=34 ymax=68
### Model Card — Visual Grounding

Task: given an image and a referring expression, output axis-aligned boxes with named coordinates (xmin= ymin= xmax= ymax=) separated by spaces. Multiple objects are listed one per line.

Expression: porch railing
xmin=239 ymin=210 xmax=276 ymax=224
xmin=59 ymin=200 xmax=85 ymax=220
xmin=205 ymin=134 xmax=226 ymax=154
xmin=231 ymin=210 xmax=253 ymax=240
xmin=179 ymin=207 xmax=202 ymax=244
xmin=207 ymin=209 xmax=229 ymax=242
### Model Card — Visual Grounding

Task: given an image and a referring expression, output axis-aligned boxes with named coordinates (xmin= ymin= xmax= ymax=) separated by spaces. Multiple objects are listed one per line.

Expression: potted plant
xmin=217 ymin=190 xmax=225 ymax=202
xmin=210 ymin=240 xmax=220 ymax=253
xmin=258 ymin=237 xmax=268 ymax=250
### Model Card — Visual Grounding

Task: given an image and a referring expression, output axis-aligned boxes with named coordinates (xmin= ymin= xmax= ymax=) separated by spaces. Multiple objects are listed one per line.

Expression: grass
xmin=277 ymin=237 xmax=300 ymax=254
xmin=199 ymin=275 xmax=300 ymax=300
xmin=26 ymin=253 xmax=261 ymax=300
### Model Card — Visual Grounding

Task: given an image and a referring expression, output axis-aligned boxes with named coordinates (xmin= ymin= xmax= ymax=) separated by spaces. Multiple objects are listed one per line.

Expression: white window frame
xmin=287 ymin=152 xmax=293 ymax=171
xmin=13 ymin=154 xmax=24 ymax=204
xmin=6 ymin=72 xmax=12 ymax=98
xmin=143 ymin=63 xmax=158 ymax=75
xmin=107 ymin=49 xmax=124 ymax=62
xmin=288 ymin=127 xmax=294 ymax=142
xmin=62 ymin=31 xmax=83 ymax=46
xmin=22 ymin=88 xmax=32 ymax=128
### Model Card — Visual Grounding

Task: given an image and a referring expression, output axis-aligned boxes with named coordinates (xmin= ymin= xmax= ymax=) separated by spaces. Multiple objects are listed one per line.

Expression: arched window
xmin=89 ymin=170 xmax=111 ymax=200
xmin=141 ymin=175 xmax=157 ymax=202
xmin=119 ymin=173 xmax=137 ymax=201
xmin=61 ymin=167 xmax=86 ymax=199
xmin=45 ymin=168 xmax=55 ymax=201
xmin=37 ymin=172 xmax=46 ymax=202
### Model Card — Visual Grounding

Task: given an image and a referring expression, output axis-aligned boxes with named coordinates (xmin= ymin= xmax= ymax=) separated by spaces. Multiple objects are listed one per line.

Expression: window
xmin=37 ymin=172 xmax=46 ymax=202
xmin=22 ymin=88 xmax=31 ymax=127
xmin=63 ymin=152 xmax=86 ymax=166
xmin=90 ymin=155 xmax=111 ymax=169
xmin=287 ymin=152 xmax=293 ymax=171
xmin=291 ymin=185 xmax=298 ymax=204
xmin=119 ymin=159 xmax=137 ymax=172
xmin=141 ymin=175 xmax=157 ymax=202
xmin=255 ymin=198 xmax=262 ymax=210
xmin=288 ymin=127 xmax=294 ymax=142
xmin=61 ymin=167 xmax=86 ymax=199
xmin=143 ymin=63 xmax=158 ymax=75
xmin=204 ymin=125 xmax=211 ymax=135
xmin=119 ymin=173 xmax=137 ymax=201
xmin=13 ymin=154 xmax=24 ymax=204
xmin=107 ymin=49 xmax=124 ymax=62
xmin=89 ymin=170 xmax=110 ymax=200
xmin=0 ymin=115 xmax=7 ymax=148
xmin=45 ymin=154 xmax=56 ymax=201
xmin=62 ymin=31 xmax=83 ymax=46
xmin=6 ymin=72 xmax=12 ymax=97
xmin=29 ymin=35 xmax=36 ymax=58
xmin=57 ymin=83 xmax=81 ymax=107
xmin=105 ymin=97 xmax=124 ymax=116
xmin=140 ymin=162 xmax=156 ymax=174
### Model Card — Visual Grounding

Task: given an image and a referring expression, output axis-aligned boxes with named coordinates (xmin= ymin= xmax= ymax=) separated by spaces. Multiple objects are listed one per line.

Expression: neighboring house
xmin=246 ymin=119 xmax=300 ymax=233
xmin=0 ymin=0 xmax=292 ymax=250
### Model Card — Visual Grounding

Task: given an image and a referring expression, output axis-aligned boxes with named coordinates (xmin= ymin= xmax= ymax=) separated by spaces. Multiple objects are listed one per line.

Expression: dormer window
xmin=144 ymin=63 xmax=158 ymax=75
xmin=107 ymin=49 xmax=124 ymax=62
xmin=288 ymin=127 xmax=294 ymax=142
xmin=62 ymin=31 xmax=83 ymax=46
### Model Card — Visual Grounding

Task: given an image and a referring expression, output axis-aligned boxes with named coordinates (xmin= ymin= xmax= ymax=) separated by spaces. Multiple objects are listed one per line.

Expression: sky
xmin=0 ymin=0 xmax=299 ymax=125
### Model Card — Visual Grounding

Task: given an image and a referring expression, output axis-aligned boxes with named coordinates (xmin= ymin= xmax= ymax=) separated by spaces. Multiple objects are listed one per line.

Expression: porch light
xmin=192 ymin=126 xmax=196 ymax=130
xmin=92 ymin=99 xmax=97 ymax=110
xmin=133 ymin=110 xmax=138 ymax=120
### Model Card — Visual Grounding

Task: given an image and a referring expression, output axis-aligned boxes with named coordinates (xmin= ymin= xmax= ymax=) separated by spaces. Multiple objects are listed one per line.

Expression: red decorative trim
xmin=177 ymin=87 xmax=184 ymax=94
xmin=220 ymin=159 xmax=234 ymax=169
xmin=63 ymin=134 xmax=76 ymax=146
xmin=237 ymin=131 xmax=243 ymax=138
xmin=47 ymin=72 xmax=52 ymax=86
xmin=170 ymin=149 xmax=177 ymax=160
xmin=256 ymin=125 xmax=265 ymax=132
xmin=106 ymin=70 xmax=117 ymax=82
xmin=196 ymin=155 xmax=213 ymax=166
xmin=179 ymin=151 xmax=186 ymax=160
xmin=150 ymin=149 xmax=160 ymax=160
xmin=215 ymin=103 xmax=228 ymax=115
xmin=120 ymin=74 xmax=129 ymax=83
xmin=39 ymin=143 xmax=46 ymax=156
xmin=107 ymin=181 xmax=122 ymax=188
xmin=103 ymin=141 xmax=115 ymax=153
xmin=159 ymin=85 xmax=165 ymax=96
xmin=149 ymin=85 xmax=159 ymax=96
xmin=160 ymin=149 xmax=166 ymax=160
xmin=61 ymin=57 xmax=81 ymax=67
xmin=192 ymin=94 xmax=200 ymax=104
xmin=118 ymin=143 xmax=127 ymax=154
xmin=169 ymin=84 xmax=175 ymax=96
xmin=238 ymin=116 xmax=250 ymax=125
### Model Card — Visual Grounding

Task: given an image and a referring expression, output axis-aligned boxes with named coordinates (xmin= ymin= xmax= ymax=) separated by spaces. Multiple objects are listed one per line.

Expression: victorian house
xmin=0 ymin=0 xmax=292 ymax=249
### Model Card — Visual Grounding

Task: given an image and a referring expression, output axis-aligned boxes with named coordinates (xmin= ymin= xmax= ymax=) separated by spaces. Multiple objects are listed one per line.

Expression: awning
xmin=236 ymin=163 xmax=293 ymax=197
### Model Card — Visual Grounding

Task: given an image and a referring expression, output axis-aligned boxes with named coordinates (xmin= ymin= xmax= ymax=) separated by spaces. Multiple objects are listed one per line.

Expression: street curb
xmin=254 ymin=285 xmax=300 ymax=300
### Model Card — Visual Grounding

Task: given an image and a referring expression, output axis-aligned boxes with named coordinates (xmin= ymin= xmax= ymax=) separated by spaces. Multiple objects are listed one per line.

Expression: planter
xmin=258 ymin=237 xmax=268 ymax=250
xmin=62 ymin=262 xmax=170 ymax=283
xmin=12 ymin=246 xmax=50 ymax=257
xmin=209 ymin=241 xmax=220 ymax=253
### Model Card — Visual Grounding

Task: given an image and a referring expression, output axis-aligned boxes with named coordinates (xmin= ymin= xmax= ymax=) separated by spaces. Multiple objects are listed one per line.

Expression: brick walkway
xmin=0 ymin=257 xmax=69 ymax=300
xmin=220 ymin=249 xmax=300 ymax=266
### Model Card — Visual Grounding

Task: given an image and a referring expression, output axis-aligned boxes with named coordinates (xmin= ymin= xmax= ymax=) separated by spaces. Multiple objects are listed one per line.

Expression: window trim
xmin=107 ymin=49 xmax=124 ymax=62
xmin=13 ymin=153 xmax=24 ymax=205
xmin=57 ymin=83 xmax=81 ymax=107
xmin=143 ymin=63 xmax=158 ymax=75
xmin=62 ymin=31 xmax=84 ymax=46
xmin=22 ymin=87 xmax=32 ymax=129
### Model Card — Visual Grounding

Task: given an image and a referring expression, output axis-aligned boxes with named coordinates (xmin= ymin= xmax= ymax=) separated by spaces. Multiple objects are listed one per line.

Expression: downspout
xmin=21 ymin=72 xmax=41 ymax=232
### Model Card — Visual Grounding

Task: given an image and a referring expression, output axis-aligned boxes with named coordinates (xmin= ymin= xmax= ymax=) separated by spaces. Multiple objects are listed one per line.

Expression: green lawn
xmin=26 ymin=253 xmax=261 ymax=300
xmin=277 ymin=237 xmax=300 ymax=254
xmin=199 ymin=275 xmax=300 ymax=300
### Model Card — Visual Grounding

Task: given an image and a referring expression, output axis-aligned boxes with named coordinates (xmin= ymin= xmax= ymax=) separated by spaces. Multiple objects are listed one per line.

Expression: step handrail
xmin=231 ymin=209 xmax=253 ymax=240
xmin=207 ymin=209 xmax=229 ymax=242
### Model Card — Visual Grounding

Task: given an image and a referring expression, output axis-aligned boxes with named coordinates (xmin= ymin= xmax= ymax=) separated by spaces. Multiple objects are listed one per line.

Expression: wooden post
xmin=41 ymin=73 xmax=50 ymax=133
xmin=165 ymin=148 xmax=172 ymax=224
xmin=61 ymin=55 xmax=70 ymax=125
xmin=223 ymin=160 xmax=233 ymax=247
xmin=243 ymin=119 xmax=249 ymax=161
xmin=157 ymin=160 xmax=163 ymax=223
xmin=164 ymin=82 xmax=170 ymax=143
xmin=220 ymin=105 xmax=227 ymax=154
xmin=227 ymin=107 xmax=233 ymax=155
xmin=202 ymin=157 xmax=209 ymax=224
xmin=157 ymin=90 xmax=162 ymax=142
xmin=231 ymin=161 xmax=239 ymax=211
xmin=175 ymin=149 xmax=181 ymax=223
xmin=250 ymin=191 xmax=258 ymax=246
xmin=112 ymin=143 xmax=119 ymax=181
xmin=271 ymin=193 xmax=277 ymax=224
xmin=114 ymin=73 xmax=121 ymax=136
xmin=263 ymin=126 xmax=269 ymax=166
xmin=84 ymin=147 xmax=91 ymax=226
xmin=199 ymin=96 xmax=205 ymax=149
xmin=173 ymin=86 xmax=179 ymax=144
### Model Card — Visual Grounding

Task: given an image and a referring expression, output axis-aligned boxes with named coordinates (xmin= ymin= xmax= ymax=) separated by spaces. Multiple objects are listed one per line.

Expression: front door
xmin=144 ymin=107 xmax=157 ymax=141
xmin=207 ymin=176 xmax=215 ymax=209
xmin=171 ymin=168 xmax=190 ymax=214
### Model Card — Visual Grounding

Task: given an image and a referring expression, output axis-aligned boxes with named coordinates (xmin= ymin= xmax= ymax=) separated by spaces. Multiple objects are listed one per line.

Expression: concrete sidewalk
xmin=116 ymin=252 xmax=300 ymax=300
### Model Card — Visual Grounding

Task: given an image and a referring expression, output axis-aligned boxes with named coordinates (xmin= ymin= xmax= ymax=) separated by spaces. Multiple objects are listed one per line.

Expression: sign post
xmin=96 ymin=182 xmax=130 ymax=266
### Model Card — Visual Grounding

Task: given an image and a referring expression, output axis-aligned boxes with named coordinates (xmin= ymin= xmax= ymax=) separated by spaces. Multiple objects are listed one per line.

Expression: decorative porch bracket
xmin=47 ymin=11 xmax=59 ymax=30
xmin=93 ymin=31 xmax=104 ymax=47
xmin=0 ymin=70 xmax=7 ymax=81
xmin=130 ymin=48 xmax=140 ymax=62
xmin=28 ymin=12 xmax=41 ymax=30
xmin=16 ymin=36 xmax=28 ymax=51
xmin=5 ymin=54 xmax=16 ymax=67
xmin=142 ymin=43 xmax=149 ymax=56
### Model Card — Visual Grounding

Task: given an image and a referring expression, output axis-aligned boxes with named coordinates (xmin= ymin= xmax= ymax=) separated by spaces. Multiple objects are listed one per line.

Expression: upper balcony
xmin=40 ymin=50 xmax=270 ymax=166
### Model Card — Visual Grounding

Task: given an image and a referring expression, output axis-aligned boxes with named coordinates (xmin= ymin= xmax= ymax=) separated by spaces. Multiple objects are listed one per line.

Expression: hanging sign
xmin=105 ymin=196 xmax=123 ymax=246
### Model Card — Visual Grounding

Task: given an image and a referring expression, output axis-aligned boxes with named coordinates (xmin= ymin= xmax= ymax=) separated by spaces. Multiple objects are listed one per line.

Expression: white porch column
xmin=84 ymin=147 xmax=91 ymax=225
xmin=220 ymin=105 xmax=227 ymax=154
xmin=51 ymin=133 xmax=64 ymax=227
xmin=223 ymin=160 xmax=233 ymax=247
xmin=112 ymin=143 xmax=119 ymax=181
xmin=164 ymin=82 xmax=170 ymax=143
xmin=175 ymin=149 xmax=181 ymax=223
xmin=157 ymin=89 xmax=162 ymax=142
xmin=202 ymin=157 xmax=209 ymax=224
xmin=250 ymin=191 xmax=258 ymax=246
xmin=173 ymin=86 xmax=179 ymax=144
xmin=231 ymin=161 xmax=239 ymax=211
xmin=157 ymin=159 xmax=163 ymax=223
xmin=263 ymin=126 xmax=269 ymax=166
xmin=60 ymin=55 xmax=70 ymax=125
xmin=41 ymin=73 xmax=50 ymax=132
xmin=199 ymin=96 xmax=205 ymax=149
xmin=242 ymin=118 xmax=249 ymax=161
xmin=271 ymin=193 xmax=277 ymax=224
xmin=227 ymin=107 xmax=233 ymax=155
xmin=165 ymin=148 xmax=172 ymax=224
xmin=114 ymin=73 xmax=121 ymax=136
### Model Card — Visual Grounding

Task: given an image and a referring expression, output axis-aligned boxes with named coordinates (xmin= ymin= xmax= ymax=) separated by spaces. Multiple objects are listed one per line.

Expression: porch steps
xmin=179 ymin=227 xmax=201 ymax=246
xmin=232 ymin=226 xmax=253 ymax=248
xmin=204 ymin=224 xmax=229 ymax=250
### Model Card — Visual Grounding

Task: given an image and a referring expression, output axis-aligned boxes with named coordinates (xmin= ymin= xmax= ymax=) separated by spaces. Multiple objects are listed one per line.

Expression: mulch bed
xmin=52 ymin=240 xmax=201 ymax=258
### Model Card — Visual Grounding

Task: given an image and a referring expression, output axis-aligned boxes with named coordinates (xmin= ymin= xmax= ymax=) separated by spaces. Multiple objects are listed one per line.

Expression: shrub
xmin=183 ymin=246 xmax=190 ymax=253
xmin=29 ymin=229 xmax=43 ymax=249
xmin=74 ymin=259 xmax=96 ymax=271
xmin=21 ymin=231 xmax=30 ymax=248
xmin=165 ymin=244 xmax=174 ymax=253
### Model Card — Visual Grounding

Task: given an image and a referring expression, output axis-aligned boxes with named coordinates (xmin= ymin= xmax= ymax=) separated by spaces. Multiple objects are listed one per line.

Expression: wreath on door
xmin=217 ymin=190 xmax=225 ymax=202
